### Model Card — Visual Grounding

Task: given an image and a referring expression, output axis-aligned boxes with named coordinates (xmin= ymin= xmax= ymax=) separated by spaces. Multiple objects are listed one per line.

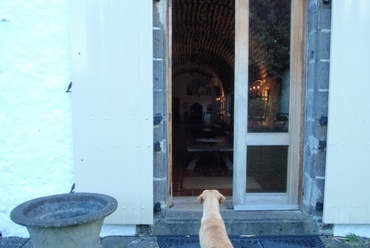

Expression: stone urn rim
xmin=10 ymin=192 xmax=118 ymax=228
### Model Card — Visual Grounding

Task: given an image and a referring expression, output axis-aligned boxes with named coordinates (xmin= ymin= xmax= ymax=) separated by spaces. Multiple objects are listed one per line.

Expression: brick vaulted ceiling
xmin=172 ymin=0 xmax=235 ymax=94
xmin=171 ymin=0 xmax=291 ymax=95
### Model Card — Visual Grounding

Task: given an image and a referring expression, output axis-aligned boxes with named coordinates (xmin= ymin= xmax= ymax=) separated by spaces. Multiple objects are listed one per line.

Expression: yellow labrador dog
xmin=197 ymin=190 xmax=233 ymax=248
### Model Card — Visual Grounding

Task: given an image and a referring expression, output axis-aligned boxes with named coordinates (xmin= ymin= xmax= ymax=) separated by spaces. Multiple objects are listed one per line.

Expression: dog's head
xmin=197 ymin=189 xmax=226 ymax=204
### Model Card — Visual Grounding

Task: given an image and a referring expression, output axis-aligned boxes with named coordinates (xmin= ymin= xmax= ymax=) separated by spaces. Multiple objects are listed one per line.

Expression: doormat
xmin=182 ymin=177 xmax=262 ymax=191
xmin=157 ymin=235 xmax=325 ymax=248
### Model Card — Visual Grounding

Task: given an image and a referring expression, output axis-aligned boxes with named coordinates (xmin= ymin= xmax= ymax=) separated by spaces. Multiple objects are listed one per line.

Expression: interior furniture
xmin=186 ymin=137 xmax=233 ymax=170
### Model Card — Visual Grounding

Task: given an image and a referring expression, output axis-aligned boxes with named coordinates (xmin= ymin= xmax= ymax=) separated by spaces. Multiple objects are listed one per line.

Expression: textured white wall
xmin=0 ymin=0 xmax=73 ymax=237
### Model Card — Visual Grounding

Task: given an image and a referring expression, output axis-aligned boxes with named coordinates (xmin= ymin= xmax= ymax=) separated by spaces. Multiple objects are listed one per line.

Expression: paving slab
xmin=0 ymin=237 xmax=32 ymax=248
xmin=101 ymin=236 xmax=159 ymax=248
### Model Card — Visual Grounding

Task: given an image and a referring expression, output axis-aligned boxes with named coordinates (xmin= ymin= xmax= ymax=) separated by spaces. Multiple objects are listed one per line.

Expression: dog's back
xmin=198 ymin=190 xmax=233 ymax=248
xmin=199 ymin=213 xmax=233 ymax=247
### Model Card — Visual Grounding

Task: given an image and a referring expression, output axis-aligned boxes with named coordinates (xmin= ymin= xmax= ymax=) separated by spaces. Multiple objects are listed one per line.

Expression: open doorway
xmin=169 ymin=0 xmax=303 ymax=210
xmin=170 ymin=1 xmax=235 ymax=197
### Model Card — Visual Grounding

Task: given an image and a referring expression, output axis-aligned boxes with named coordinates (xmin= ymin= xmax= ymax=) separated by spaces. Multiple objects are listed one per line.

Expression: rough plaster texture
xmin=0 ymin=0 xmax=73 ymax=237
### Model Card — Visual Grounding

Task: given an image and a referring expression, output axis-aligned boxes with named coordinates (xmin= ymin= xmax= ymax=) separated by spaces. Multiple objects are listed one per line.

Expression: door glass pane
xmin=248 ymin=0 xmax=291 ymax=133
xmin=247 ymin=146 xmax=288 ymax=193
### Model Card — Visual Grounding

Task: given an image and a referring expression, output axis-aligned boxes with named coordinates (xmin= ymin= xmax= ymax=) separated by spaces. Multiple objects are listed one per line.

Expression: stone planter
xmin=10 ymin=193 xmax=118 ymax=248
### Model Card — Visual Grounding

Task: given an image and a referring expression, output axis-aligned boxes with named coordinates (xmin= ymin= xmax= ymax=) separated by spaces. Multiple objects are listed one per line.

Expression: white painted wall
xmin=0 ymin=0 xmax=73 ymax=237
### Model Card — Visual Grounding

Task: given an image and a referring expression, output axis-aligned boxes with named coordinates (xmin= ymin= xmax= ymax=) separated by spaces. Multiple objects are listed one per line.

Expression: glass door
xmin=233 ymin=0 xmax=305 ymax=210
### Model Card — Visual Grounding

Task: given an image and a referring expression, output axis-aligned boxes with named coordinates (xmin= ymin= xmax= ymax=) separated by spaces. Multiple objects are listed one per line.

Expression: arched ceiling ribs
xmin=172 ymin=0 xmax=235 ymax=93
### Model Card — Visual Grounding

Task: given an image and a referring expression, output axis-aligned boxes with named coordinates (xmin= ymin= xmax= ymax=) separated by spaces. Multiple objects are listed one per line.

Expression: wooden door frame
xmin=167 ymin=0 xmax=173 ymax=207
xmin=233 ymin=0 xmax=306 ymax=210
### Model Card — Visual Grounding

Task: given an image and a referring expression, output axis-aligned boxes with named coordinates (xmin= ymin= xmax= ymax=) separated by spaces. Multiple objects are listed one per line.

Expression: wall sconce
xmin=249 ymin=80 xmax=265 ymax=99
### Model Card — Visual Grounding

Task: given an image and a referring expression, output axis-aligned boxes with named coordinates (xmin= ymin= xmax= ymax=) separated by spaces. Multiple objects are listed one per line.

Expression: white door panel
xmin=71 ymin=0 xmax=153 ymax=224
xmin=323 ymin=0 xmax=370 ymax=224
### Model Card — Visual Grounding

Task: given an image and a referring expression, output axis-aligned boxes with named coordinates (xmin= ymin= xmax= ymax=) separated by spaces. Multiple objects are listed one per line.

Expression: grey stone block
xmin=153 ymin=60 xmax=165 ymax=90
xmin=313 ymin=91 xmax=329 ymax=118
xmin=315 ymin=61 xmax=330 ymax=90
xmin=153 ymin=90 xmax=165 ymax=114
xmin=153 ymin=3 xmax=164 ymax=29
xmin=316 ymin=31 xmax=331 ymax=60
xmin=318 ymin=8 xmax=332 ymax=30
xmin=154 ymin=152 xmax=166 ymax=178
xmin=153 ymin=179 xmax=167 ymax=203
xmin=153 ymin=29 xmax=165 ymax=59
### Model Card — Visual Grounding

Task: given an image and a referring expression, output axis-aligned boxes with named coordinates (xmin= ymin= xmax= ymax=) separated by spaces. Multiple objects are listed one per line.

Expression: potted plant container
xmin=10 ymin=193 xmax=118 ymax=248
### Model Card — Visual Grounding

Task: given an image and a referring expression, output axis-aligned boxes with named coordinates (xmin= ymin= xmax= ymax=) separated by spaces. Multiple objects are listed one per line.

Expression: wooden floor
xmin=171 ymin=123 xmax=287 ymax=197
xmin=172 ymin=151 xmax=233 ymax=196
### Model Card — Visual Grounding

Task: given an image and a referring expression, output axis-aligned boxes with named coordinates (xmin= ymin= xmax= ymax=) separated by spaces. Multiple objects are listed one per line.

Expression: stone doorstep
xmin=153 ymin=217 xmax=321 ymax=236
xmin=152 ymin=199 xmax=323 ymax=236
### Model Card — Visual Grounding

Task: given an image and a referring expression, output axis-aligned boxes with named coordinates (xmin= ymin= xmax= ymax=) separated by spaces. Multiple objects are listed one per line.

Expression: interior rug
xmin=182 ymin=176 xmax=262 ymax=191
xmin=157 ymin=235 xmax=325 ymax=248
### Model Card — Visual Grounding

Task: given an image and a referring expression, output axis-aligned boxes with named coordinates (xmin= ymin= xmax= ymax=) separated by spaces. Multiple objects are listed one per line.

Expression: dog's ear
xmin=218 ymin=194 xmax=226 ymax=203
xmin=197 ymin=194 xmax=204 ymax=203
